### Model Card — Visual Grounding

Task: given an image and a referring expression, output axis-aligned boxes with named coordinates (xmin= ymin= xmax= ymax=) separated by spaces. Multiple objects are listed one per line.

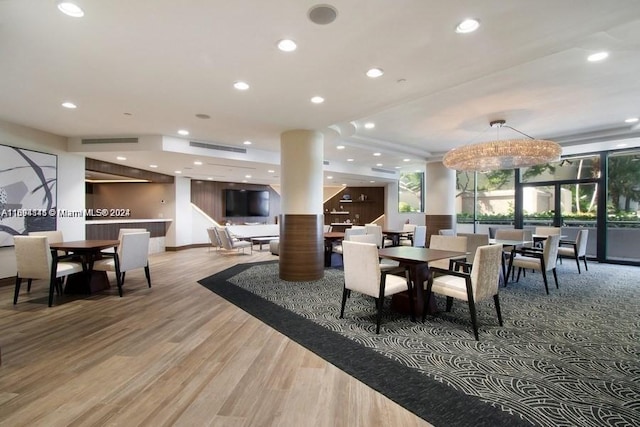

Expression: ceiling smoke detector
xmin=308 ymin=4 xmax=337 ymax=25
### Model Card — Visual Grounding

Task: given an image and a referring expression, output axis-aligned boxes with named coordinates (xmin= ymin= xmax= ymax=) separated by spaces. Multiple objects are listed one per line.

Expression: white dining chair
xmin=13 ymin=235 xmax=84 ymax=306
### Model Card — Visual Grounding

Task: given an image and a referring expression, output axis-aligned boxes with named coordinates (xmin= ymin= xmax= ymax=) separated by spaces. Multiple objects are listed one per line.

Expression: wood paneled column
xmin=425 ymin=161 xmax=456 ymax=246
xmin=279 ymin=130 xmax=324 ymax=281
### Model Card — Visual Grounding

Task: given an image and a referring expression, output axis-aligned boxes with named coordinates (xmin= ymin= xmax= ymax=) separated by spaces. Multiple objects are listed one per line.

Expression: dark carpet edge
xmin=198 ymin=261 xmax=531 ymax=427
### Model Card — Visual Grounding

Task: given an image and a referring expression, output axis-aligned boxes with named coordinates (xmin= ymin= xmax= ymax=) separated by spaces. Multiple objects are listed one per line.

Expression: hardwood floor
xmin=0 ymin=247 xmax=431 ymax=427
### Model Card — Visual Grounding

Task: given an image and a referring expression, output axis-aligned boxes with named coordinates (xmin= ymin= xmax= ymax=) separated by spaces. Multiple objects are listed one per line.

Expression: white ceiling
xmin=1 ymin=0 xmax=640 ymax=185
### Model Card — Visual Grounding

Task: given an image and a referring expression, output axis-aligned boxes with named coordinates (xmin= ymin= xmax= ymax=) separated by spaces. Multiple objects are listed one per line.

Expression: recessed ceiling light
xmin=369 ymin=180 xmax=376 ymax=183
xmin=624 ymin=117 xmax=639 ymax=123
xmin=455 ymin=18 xmax=480 ymax=34
xmin=311 ymin=96 xmax=325 ymax=104
xmin=178 ymin=129 xmax=189 ymax=136
xmin=57 ymin=2 xmax=84 ymax=17
xmin=395 ymin=166 xmax=401 ymax=169
xmin=376 ymin=163 xmax=383 ymax=167
xmin=587 ymin=51 xmax=609 ymax=62
xmin=364 ymin=122 xmax=375 ymax=129
xmin=243 ymin=140 xmax=252 ymax=145
xmin=233 ymin=81 xmax=250 ymax=90
xmin=616 ymin=143 xmax=628 ymax=148
xmin=277 ymin=39 xmax=297 ymax=52
xmin=336 ymin=145 xmax=345 ymax=150
xmin=347 ymin=158 xmax=354 ymax=162
xmin=207 ymin=177 xmax=213 ymax=180
xmin=342 ymin=183 xmax=347 ymax=186
xmin=327 ymin=176 xmax=333 ymax=179
xmin=373 ymin=152 xmax=381 ymax=156
xmin=403 ymin=158 xmax=411 ymax=162
xmin=194 ymin=160 xmax=203 ymax=165
xmin=366 ymin=68 xmax=384 ymax=78
xmin=116 ymin=156 xmax=127 ymax=161
xmin=149 ymin=164 xmax=158 ymax=168
xmin=242 ymin=180 xmax=248 ymax=183
xmin=268 ymin=169 xmax=275 ymax=173
xmin=245 ymin=175 xmax=252 ymax=178
xmin=61 ymin=102 xmax=77 ymax=109
xmin=175 ymin=170 xmax=182 ymax=174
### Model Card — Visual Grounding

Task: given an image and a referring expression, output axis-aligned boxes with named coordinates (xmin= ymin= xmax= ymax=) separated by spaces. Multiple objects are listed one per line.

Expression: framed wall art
xmin=0 ymin=144 xmax=57 ymax=247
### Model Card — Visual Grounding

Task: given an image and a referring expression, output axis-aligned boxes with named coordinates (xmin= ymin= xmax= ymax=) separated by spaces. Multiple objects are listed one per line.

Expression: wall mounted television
xmin=224 ymin=189 xmax=270 ymax=217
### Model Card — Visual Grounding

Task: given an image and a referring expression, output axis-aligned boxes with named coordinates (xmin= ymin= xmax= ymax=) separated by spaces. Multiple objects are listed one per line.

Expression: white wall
xmin=0 ymin=119 xmax=85 ymax=279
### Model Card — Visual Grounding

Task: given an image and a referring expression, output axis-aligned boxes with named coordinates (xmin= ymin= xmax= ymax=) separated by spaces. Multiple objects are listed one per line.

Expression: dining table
xmin=49 ymin=239 xmax=119 ymax=294
xmin=378 ymin=246 xmax=468 ymax=316
xmin=323 ymin=231 xmax=345 ymax=267
xmin=381 ymin=229 xmax=411 ymax=247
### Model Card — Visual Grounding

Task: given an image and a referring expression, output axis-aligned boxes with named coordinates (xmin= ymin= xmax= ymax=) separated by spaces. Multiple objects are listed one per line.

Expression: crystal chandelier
xmin=443 ymin=120 xmax=562 ymax=171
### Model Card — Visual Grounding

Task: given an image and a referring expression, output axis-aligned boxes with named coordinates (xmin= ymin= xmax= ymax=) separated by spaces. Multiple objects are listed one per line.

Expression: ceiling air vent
xmin=82 ymin=137 xmax=139 ymax=144
xmin=323 ymin=160 xmax=329 ymax=165
xmin=190 ymin=141 xmax=246 ymax=154
xmin=371 ymin=167 xmax=396 ymax=175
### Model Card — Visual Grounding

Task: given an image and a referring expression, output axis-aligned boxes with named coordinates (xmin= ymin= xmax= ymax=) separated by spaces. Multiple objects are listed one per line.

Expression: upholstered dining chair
xmin=409 ymin=225 xmax=427 ymax=248
xmin=508 ymin=233 xmax=561 ymax=294
xmin=457 ymin=233 xmax=490 ymax=264
xmin=365 ymin=224 xmax=393 ymax=248
xmin=423 ymin=244 xmax=504 ymax=340
xmin=558 ymin=229 xmax=589 ymax=273
xmin=13 ymin=235 xmax=84 ymax=307
xmin=428 ymin=235 xmax=468 ymax=270
xmin=399 ymin=223 xmax=417 ymax=246
xmin=215 ymin=226 xmax=252 ymax=254
xmin=92 ymin=231 xmax=151 ymax=297
xmin=340 ymin=240 xmax=413 ymax=334
xmin=350 ymin=233 xmax=398 ymax=271
xmin=332 ymin=226 xmax=366 ymax=256
xmin=28 ymin=230 xmax=70 ymax=285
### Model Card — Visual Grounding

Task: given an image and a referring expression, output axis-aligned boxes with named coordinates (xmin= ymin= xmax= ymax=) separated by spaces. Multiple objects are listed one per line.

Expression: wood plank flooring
xmin=0 ymin=246 xmax=432 ymax=427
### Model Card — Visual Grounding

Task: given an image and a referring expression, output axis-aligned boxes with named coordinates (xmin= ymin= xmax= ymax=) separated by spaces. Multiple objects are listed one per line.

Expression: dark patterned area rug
xmin=199 ymin=261 xmax=640 ymax=427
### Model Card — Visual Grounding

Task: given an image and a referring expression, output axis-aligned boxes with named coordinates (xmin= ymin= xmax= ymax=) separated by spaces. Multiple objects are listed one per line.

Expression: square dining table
xmin=378 ymin=246 xmax=468 ymax=316
xmin=49 ymin=239 xmax=119 ymax=294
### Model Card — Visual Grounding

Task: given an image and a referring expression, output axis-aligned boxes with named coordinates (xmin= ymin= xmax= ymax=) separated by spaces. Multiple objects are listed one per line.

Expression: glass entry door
xmin=606 ymin=151 xmax=640 ymax=262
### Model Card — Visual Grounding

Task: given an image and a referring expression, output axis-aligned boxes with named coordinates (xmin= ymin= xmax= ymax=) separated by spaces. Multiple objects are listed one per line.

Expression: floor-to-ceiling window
xmin=606 ymin=150 xmax=640 ymax=262
xmin=455 ymin=148 xmax=640 ymax=265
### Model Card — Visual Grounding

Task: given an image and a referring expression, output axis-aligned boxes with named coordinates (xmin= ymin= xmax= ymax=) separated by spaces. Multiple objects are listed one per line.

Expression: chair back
xmin=350 ymin=233 xmax=379 ymax=246
xmin=215 ymin=227 xmax=234 ymax=249
xmin=470 ymin=244 xmax=503 ymax=301
xmin=402 ymin=223 xmax=416 ymax=233
xmin=429 ymin=235 xmax=468 ymax=269
xmin=438 ymin=229 xmax=455 ymax=236
xmin=575 ymin=229 xmax=589 ymax=256
xmin=457 ymin=233 xmax=489 ymax=263
xmin=28 ymin=230 xmax=63 ymax=244
xmin=207 ymin=227 xmax=221 ymax=248
xmin=14 ymin=236 xmax=52 ymax=280
xmin=535 ymin=226 xmax=561 ymax=236
xmin=412 ymin=226 xmax=427 ymax=247
xmin=342 ymin=240 xmax=381 ymax=298
xmin=323 ymin=225 xmax=332 ymax=233
xmin=494 ymin=228 xmax=525 ymax=241
xmin=118 ymin=228 xmax=147 ymax=240
xmin=364 ymin=224 xmax=383 ymax=247
xmin=344 ymin=226 xmax=366 ymax=241
xmin=542 ymin=234 xmax=561 ymax=269
xmin=117 ymin=232 xmax=150 ymax=272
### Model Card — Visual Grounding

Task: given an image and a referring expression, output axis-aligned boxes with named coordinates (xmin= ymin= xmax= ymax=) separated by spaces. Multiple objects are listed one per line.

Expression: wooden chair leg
xmin=27 ymin=278 xmax=32 ymax=292
xmin=375 ymin=297 xmax=384 ymax=334
xmin=13 ymin=277 xmax=22 ymax=305
xmin=552 ymin=268 xmax=559 ymax=289
xmin=542 ymin=270 xmax=549 ymax=294
xmin=467 ymin=297 xmax=479 ymax=341
xmin=339 ymin=286 xmax=348 ymax=318
xmin=144 ymin=264 xmax=151 ymax=288
xmin=575 ymin=256 xmax=581 ymax=273
xmin=493 ymin=294 xmax=503 ymax=326
xmin=583 ymin=256 xmax=588 ymax=271
xmin=445 ymin=296 xmax=454 ymax=312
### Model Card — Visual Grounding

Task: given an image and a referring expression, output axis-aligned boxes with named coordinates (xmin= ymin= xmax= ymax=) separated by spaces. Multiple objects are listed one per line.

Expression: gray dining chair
xmin=509 ymin=234 xmax=561 ymax=294
xmin=558 ymin=229 xmax=589 ymax=273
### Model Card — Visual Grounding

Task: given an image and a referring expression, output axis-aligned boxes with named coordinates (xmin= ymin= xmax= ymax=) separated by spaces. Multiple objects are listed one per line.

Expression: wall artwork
xmin=0 ymin=144 xmax=57 ymax=247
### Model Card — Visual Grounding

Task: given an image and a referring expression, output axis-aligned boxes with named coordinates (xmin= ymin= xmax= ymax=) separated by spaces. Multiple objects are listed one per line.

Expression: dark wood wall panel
xmin=279 ymin=214 xmax=324 ymax=281
xmin=425 ymin=214 xmax=455 ymax=246
xmin=86 ymin=221 xmax=169 ymax=239
xmin=324 ymin=187 xmax=385 ymax=226
xmin=191 ymin=180 xmax=281 ymax=224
